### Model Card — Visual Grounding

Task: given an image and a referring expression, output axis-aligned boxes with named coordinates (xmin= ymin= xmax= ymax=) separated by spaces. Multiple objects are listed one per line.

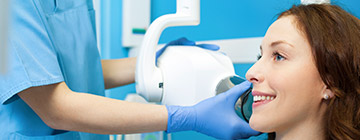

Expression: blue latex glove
xmin=166 ymin=81 xmax=260 ymax=140
xmin=156 ymin=37 xmax=220 ymax=66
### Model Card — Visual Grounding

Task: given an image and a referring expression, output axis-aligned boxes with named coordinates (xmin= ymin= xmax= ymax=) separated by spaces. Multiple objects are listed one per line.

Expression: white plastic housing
xmin=158 ymin=46 xmax=236 ymax=106
xmin=136 ymin=0 xmax=200 ymax=102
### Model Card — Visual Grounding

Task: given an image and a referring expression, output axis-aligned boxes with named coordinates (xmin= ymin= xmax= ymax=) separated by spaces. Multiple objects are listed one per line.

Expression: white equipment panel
xmin=122 ymin=0 xmax=150 ymax=48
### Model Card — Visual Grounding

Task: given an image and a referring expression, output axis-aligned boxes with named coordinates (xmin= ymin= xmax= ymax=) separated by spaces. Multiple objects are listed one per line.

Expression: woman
xmin=246 ymin=4 xmax=360 ymax=139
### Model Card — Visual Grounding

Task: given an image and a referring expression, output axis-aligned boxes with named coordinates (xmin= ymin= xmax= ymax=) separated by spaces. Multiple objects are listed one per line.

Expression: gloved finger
xmin=156 ymin=46 xmax=167 ymax=60
xmin=234 ymin=120 xmax=261 ymax=139
xmin=195 ymin=44 xmax=220 ymax=51
xmin=167 ymin=37 xmax=195 ymax=46
xmin=223 ymin=81 xmax=252 ymax=103
xmin=156 ymin=37 xmax=196 ymax=66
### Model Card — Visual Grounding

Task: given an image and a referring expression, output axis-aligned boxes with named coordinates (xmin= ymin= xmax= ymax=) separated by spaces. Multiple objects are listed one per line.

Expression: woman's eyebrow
xmin=270 ymin=40 xmax=294 ymax=48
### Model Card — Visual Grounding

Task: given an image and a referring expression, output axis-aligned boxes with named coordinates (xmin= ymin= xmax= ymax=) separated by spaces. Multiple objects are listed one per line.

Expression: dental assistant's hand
xmin=166 ymin=81 xmax=260 ymax=140
xmin=156 ymin=37 xmax=220 ymax=66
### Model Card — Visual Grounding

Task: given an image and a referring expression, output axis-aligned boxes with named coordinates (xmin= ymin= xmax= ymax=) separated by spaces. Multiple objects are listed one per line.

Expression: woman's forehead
xmin=262 ymin=16 xmax=308 ymax=49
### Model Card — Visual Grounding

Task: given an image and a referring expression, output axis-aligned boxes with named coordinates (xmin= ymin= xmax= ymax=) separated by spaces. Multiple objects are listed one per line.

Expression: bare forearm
xmin=19 ymin=82 xmax=168 ymax=134
xmin=59 ymin=91 xmax=167 ymax=134
xmin=101 ymin=57 xmax=136 ymax=89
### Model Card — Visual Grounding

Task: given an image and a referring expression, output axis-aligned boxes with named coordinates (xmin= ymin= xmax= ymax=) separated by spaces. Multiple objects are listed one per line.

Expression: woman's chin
xmin=249 ymin=116 xmax=274 ymax=133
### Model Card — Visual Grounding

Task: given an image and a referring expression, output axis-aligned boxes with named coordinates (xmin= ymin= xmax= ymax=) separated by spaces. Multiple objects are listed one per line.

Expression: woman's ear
xmin=323 ymin=86 xmax=335 ymax=100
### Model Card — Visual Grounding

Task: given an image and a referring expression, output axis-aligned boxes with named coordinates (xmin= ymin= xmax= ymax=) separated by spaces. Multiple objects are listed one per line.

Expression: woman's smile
xmin=252 ymin=91 xmax=276 ymax=108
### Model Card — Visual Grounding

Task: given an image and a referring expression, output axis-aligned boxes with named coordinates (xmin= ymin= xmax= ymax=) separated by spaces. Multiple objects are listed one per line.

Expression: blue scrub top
xmin=0 ymin=0 xmax=107 ymax=139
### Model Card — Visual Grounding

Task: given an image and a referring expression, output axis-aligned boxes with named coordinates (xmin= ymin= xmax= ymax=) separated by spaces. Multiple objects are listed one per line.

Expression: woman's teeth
xmin=253 ymin=95 xmax=275 ymax=102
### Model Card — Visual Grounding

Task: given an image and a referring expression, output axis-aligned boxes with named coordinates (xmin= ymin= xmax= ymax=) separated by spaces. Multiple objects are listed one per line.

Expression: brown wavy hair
xmin=278 ymin=4 xmax=360 ymax=140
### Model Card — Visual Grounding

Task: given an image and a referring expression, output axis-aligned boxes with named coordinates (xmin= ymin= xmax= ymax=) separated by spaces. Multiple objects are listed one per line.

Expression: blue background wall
xmin=99 ymin=0 xmax=360 ymax=139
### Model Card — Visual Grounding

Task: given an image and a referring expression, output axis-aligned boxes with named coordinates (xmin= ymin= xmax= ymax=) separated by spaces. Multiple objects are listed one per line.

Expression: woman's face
xmin=246 ymin=16 xmax=326 ymax=133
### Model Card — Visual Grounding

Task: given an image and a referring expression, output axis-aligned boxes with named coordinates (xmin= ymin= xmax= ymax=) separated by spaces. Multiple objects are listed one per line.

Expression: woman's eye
xmin=273 ymin=52 xmax=285 ymax=61
xmin=257 ymin=54 xmax=262 ymax=60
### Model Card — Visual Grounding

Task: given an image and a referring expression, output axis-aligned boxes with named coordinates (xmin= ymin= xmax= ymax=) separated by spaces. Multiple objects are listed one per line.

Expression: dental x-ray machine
xmin=136 ymin=0 xmax=250 ymax=110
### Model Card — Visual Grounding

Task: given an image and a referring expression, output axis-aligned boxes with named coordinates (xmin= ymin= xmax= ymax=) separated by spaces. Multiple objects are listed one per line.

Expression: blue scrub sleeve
xmin=0 ymin=1 xmax=64 ymax=104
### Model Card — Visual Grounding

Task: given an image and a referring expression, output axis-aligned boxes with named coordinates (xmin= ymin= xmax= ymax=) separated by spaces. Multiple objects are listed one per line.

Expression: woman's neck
xmin=275 ymin=106 xmax=327 ymax=140
xmin=275 ymin=122 xmax=324 ymax=140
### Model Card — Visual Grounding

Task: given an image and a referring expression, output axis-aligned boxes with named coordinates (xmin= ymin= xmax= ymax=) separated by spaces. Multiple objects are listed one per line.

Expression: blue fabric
xmin=0 ymin=0 xmax=107 ymax=139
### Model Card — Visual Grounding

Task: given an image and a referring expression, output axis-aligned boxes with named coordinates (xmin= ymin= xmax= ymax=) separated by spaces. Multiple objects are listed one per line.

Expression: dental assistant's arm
xmin=18 ymin=82 xmax=167 ymax=134
xmin=100 ymin=38 xmax=220 ymax=90
xmin=101 ymin=57 xmax=136 ymax=89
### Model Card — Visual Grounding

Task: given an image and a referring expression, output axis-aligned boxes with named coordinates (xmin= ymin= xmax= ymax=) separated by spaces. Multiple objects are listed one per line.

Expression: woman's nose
xmin=246 ymin=61 xmax=264 ymax=84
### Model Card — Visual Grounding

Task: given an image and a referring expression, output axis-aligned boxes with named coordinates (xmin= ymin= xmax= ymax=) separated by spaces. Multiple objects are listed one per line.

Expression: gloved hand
xmin=166 ymin=81 xmax=260 ymax=140
xmin=156 ymin=37 xmax=220 ymax=66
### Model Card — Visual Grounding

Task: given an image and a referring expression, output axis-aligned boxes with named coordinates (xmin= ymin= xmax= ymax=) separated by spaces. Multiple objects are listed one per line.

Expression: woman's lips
xmin=252 ymin=91 xmax=276 ymax=108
